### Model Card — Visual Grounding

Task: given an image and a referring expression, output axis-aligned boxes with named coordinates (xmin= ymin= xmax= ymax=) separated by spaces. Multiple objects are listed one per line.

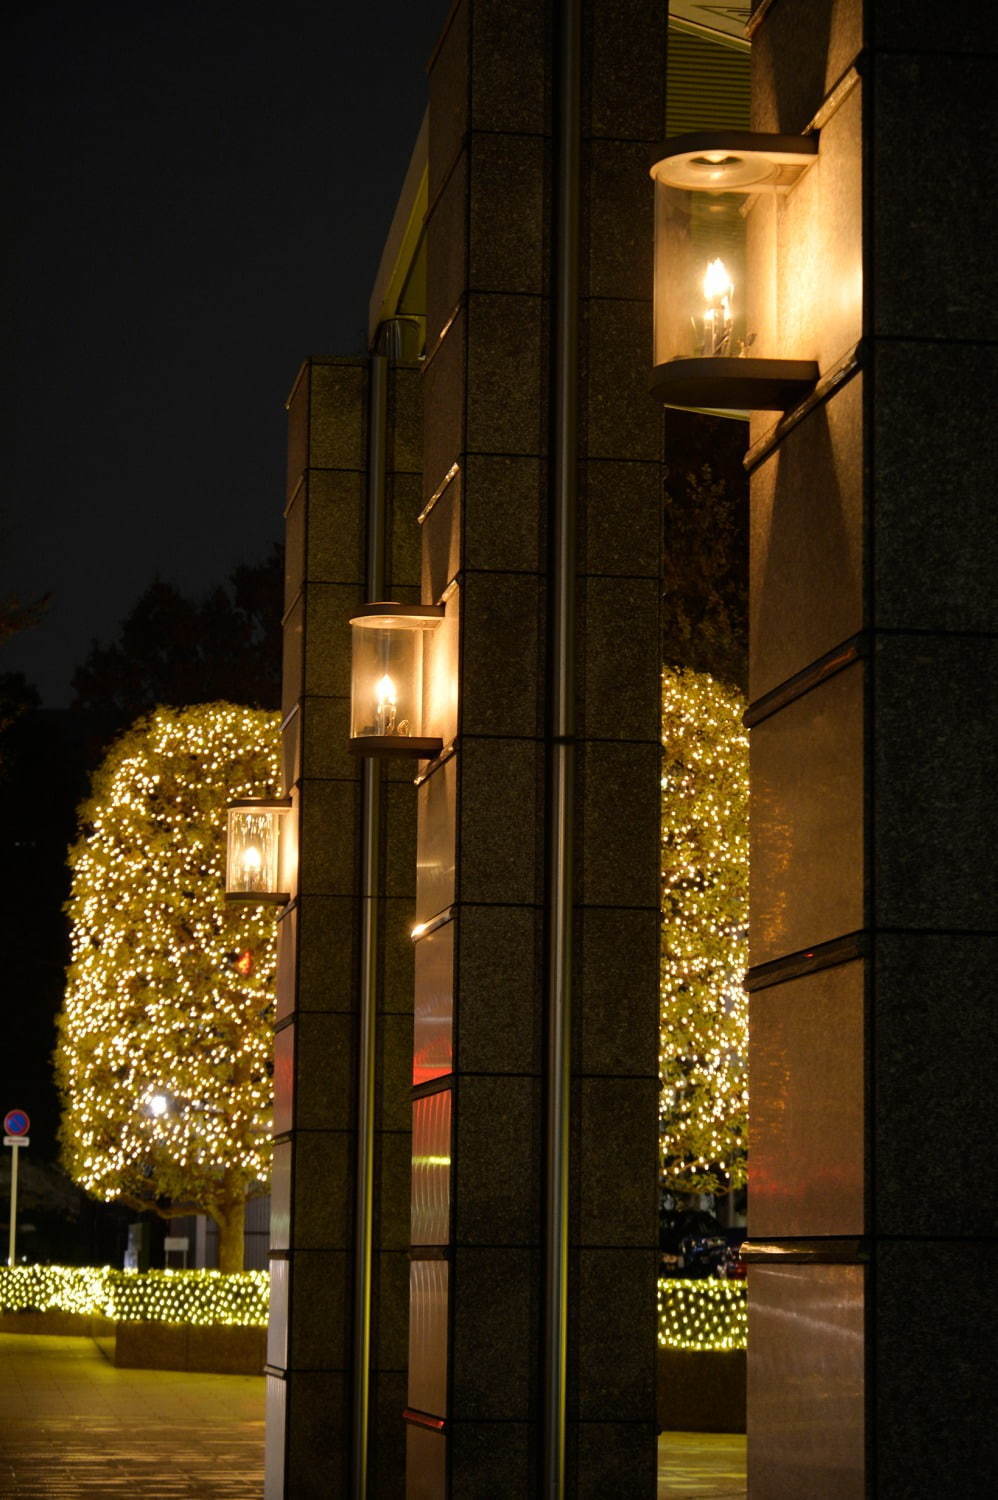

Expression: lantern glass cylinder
xmin=225 ymin=803 xmax=287 ymax=899
xmin=654 ymin=186 xmax=748 ymax=366
xmin=349 ymin=604 xmax=445 ymax=755
xmin=649 ymin=134 xmax=821 ymax=412
xmin=351 ymin=622 xmax=424 ymax=740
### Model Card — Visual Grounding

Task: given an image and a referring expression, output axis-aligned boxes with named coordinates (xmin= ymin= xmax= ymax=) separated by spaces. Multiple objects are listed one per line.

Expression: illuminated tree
xmin=660 ymin=667 xmax=749 ymax=1197
xmin=56 ymin=703 xmax=281 ymax=1271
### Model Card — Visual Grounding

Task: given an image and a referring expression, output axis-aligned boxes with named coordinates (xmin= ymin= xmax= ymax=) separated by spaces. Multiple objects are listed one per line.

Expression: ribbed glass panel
xmin=666 ymin=28 xmax=751 ymax=137
xmin=407 ymin=1258 xmax=449 ymax=1417
xmin=272 ymin=1023 xmax=294 ymax=1137
xmin=406 ymin=1422 xmax=447 ymax=1499
xmin=412 ymin=1090 xmax=452 ymax=1246
xmin=266 ymin=1257 xmax=289 ymax=1371
xmin=413 ymin=921 xmax=454 ymax=1086
xmin=416 ymin=755 xmax=456 ymax=923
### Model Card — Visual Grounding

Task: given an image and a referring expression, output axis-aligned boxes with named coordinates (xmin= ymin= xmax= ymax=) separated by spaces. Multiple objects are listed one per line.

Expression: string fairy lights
xmin=660 ymin=667 xmax=749 ymax=1196
xmin=0 ymin=1265 xmax=269 ymax=1326
xmin=657 ymin=1276 xmax=747 ymax=1351
xmin=55 ymin=703 xmax=281 ymax=1267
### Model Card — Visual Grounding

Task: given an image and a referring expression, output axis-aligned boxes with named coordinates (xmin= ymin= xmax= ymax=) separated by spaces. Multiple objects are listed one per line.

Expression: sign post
xmin=4 ymin=1110 xmax=30 ymax=1268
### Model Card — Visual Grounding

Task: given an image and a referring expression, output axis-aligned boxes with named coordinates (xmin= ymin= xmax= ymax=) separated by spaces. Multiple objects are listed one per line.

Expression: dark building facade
xmin=264 ymin=2 xmax=996 ymax=1496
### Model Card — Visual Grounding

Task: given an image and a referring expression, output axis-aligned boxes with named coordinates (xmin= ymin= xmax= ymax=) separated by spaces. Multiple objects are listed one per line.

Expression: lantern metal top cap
xmin=349 ymin=601 xmax=445 ymax=630
xmin=226 ymin=797 xmax=292 ymax=811
xmin=650 ymin=131 xmax=818 ymax=191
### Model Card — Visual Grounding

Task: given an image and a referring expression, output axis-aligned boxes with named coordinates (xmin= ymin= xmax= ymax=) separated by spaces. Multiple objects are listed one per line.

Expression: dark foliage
xmin=70 ymin=545 xmax=283 ymax=759
xmin=0 ymin=594 xmax=49 ymax=650
xmin=662 ymin=412 xmax=749 ymax=693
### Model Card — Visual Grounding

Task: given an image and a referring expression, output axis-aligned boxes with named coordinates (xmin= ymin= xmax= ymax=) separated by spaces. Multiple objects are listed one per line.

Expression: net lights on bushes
xmin=0 ymin=1266 xmax=270 ymax=1326
xmin=658 ymin=1277 xmax=747 ymax=1352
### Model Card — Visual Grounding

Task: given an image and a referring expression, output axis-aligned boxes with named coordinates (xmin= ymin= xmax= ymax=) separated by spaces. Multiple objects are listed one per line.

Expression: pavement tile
xmin=0 ymin=1335 xmax=263 ymax=1498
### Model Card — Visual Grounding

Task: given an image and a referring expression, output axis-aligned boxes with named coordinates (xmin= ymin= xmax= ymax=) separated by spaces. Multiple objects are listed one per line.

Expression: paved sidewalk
xmin=658 ymin=1431 xmax=747 ymax=1498
xmin=0 ymin=1332 xmax=745 ymax=1497
xmin=0 ymin=1334 xmax=264 ymax=1498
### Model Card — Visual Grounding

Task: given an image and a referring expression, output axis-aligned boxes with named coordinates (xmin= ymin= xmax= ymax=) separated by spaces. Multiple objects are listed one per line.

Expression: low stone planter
xmin=0 ymin=1308 xmax=265 ymax=1374
xmin=0 ymin=1309 xmax=93 ymax=1337
xmin=110 ymin=1319 xmax=266 ymax=1373
xmin=657 ymin=1347 xmax=746 ymax=1433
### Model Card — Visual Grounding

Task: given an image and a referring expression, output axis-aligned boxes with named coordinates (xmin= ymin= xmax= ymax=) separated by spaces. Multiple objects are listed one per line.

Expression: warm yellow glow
xmin=0 ymin=1265 xmax=270 ymax=1327
xmin=56 ymin=703 xmax=281 ymax=1228
xmin=240 ymin=844 xmax=263 ymax=876
xmin=660 ymin=669 xmax=748 ymax=1196
xmin=658 ymin=1277 xmax=747 ymax=1351
xmin=376 ymin=674 xmax=397 ymax=707
xmin=703 ymin=257 xmax=733 ymax=303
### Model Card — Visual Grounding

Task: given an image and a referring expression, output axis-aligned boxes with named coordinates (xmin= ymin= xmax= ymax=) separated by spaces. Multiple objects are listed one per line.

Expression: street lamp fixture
xmin=225 ymin=799 xmax=292 ymax=902
xmin=349 ymin=602 xmax=445 ymax=758
xmin=650 ymin=131 xmax=820 ymax=412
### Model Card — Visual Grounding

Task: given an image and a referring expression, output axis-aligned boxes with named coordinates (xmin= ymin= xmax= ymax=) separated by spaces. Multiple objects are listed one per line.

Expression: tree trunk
xmin=215 ymin=1195 xmax=246 ymax=1273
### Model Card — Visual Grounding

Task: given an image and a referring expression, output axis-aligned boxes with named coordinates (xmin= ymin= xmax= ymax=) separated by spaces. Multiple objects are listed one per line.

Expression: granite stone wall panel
xmin=749 ymin=0 xmax=863 ymax=137
xmin=449 ymin=1247 xmax=540 ymax=1420
xmin=750 ymin=375 xmax=864 ymax=701
xmin=750 ymin=664 xmax=865 ymax=964
xmin=459 ymin=570 xmax=545 ymax=739
xmin=871 ymin=342 xmax=998 ymax=636
xmin=586 ymin=136 xmax=655 ymax=302
xmin=469 ymin=131 xmax=548 ymax=296
xmin=575 ymin=905 xmax=660 ymax=1077
xmin=749 ymin=961 xmax=865 ymax=1239
xmin=873 ymin=932 xmax=998 ymax=1239
xmin=580 ymin=459 xmax=661 ymax=579
xmin=872 ymin=633 xmax=998 ymax=933
xmin=579 ymin=574 xmax=661 ymax=743
xmin=456 ymin=904 xmax=544 ymax=1076
xmin=462 ymin=454 xmax=546 ymax=574
xmin=871 ymin=53 xmax=998 ymax=345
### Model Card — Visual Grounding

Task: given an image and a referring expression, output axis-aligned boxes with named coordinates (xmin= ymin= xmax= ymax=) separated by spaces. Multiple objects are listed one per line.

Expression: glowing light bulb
xmin=703 ymin=257 xmax=733 ymax=303
xmin=149 ymin=1094 xmax=169 ymax=1118
xmin=375 ymin=674 xmax=398 ymax=735
xmin=701 ymin=258 xmax=734 ymax=357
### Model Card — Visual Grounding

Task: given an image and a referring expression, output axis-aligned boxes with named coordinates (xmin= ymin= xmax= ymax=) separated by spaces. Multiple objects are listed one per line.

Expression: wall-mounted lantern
xmin=650 ymin=131 xmax=820 ymax=412
xmin=349 ymin=602 xmax=445 ymax=758
xmin=225 ymin=798 xmax=292 ymax=902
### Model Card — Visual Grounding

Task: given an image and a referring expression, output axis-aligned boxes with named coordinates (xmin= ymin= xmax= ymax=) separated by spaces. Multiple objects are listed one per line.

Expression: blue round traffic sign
xmin=3 ymin=1110 xmax=30 ymax=1137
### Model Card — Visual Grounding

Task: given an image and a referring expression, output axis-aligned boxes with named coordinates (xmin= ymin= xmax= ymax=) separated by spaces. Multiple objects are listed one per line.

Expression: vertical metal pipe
xmin=544 ymin=2 xmax=580 ymax=1495
xmin=352 ymin=350 xmax=388 ymax=1500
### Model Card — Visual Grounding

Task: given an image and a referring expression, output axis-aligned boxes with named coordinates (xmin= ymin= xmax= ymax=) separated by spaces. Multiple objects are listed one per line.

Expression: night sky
xmin=2 ymin=0 xmax=450 ymax=707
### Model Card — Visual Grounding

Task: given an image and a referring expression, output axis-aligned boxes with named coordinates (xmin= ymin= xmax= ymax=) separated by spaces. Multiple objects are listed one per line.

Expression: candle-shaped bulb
xmin=241 ymin=843 xmax=263 ymax=878
xmin=703 ymin=257 xmax=733 ymax=303
xmin=702 ymin=258 xmax=734 ymax=356
xmin=375 ymin=674 xmax=398 ymax=735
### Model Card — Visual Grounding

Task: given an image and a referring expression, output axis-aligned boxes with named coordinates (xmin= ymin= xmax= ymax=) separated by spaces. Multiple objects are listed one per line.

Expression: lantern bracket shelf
xmin=651 ymin=356 xmax=819 ymax=413
xmin=650 ymin=131 xmax=818 ymax=193
xmin=348 ymin=735 xmax=444 ymax=760
xmin=226 ymin=890 xmax=292 ymax=904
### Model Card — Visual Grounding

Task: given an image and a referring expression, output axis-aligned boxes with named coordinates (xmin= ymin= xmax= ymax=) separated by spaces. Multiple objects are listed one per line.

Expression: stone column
xmin=407 ymin=2 xmax=664 ymax=1494
xmin=266 ymin=356 xmax=421 ymax=1499
xmin=746 ymin=2 xmax=996 ymax=1494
